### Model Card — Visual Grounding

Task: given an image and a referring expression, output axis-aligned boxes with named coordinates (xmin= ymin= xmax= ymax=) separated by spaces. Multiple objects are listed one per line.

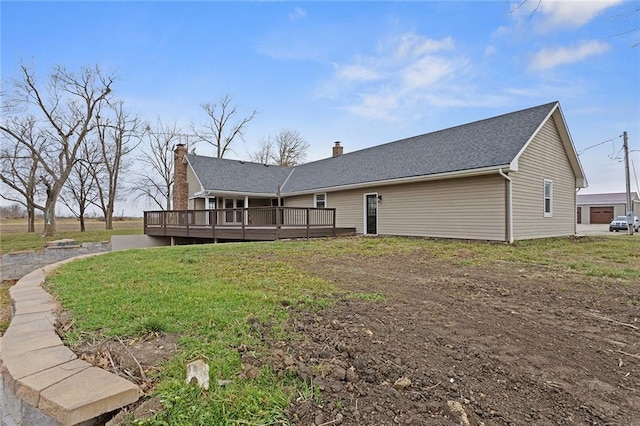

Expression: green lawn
xmin=47 ymin=242 xmax=335 ymax=425
xmin=0 ymin=219 xmax=142 ymax=255
xmin=45 ymin=236 xmax=640 ymax=424
xmin=0 ymin=285 xmax=10 ymax=335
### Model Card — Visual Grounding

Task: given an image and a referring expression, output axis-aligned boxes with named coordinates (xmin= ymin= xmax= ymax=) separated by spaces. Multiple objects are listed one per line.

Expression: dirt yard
xmin=265 ymin=250 xmax=640 ymax=425
xmin=14 ymin=237 xmax=638 ymax=425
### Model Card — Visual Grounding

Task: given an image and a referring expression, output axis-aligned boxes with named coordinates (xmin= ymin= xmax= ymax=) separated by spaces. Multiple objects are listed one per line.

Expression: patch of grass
xmin=45 ymin=235 xmax=640 ymax=423
xmin=0 ymin=218 xmax=143 ymax=255
xmin=284 ymin=234 xmax=640 ymax=281
xmin=47 ymin=243 xmax=335 ymax=424
xmin=0 ymin=284 xmax=10 ymax=335
xmin=134 ymin=317 xmax=168 ymax=336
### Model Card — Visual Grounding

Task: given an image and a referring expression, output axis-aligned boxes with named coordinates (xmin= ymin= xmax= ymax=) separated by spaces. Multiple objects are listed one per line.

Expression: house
xmin=577 ymin=192 xmax=640 ymax=224
xmin=148 ymin=101 xmax=586 ymax=243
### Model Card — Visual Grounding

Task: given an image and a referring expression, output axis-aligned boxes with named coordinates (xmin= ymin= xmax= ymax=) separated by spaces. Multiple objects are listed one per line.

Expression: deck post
xmin=214 ymin=210 xmax=217 ymax=243
xmin=242 ymin=208 xmax=246 ymax=240
xmin=332 ymin=208 xmax=336 ymax=236
xmin=306 ymin=208 xmax=310 ymax=239
xmin=163 ymin=211 xmax=167 ymax=236
xmin=185 ymin=210 xmax=189 ymax=237
xmin=276 ymin=207 xmax=281 ymax=240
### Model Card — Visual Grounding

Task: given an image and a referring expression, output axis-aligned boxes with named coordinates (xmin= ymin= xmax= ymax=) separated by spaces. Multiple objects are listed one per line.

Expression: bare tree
xmin=1 ymin=64 xmax=114 ymax=236
xmin=192 ymin=94 xmax=258 ymax=158
xmin=0 ymin=115 xmax=46 ymax=232
xmin=250 ymin=129 xmax=310 ymax=167
xmin=249 ymin=138 xmax=275 ymax=164
xmin=272 ymin=129 xmax=310 ymax=166
xmin=0 ymin=203 xmax=26 ymax=219
xmin=133 ymin=120 xmax=180 ymax=210
xmin=91 ymin=101 xmax=142 ymax=229
xmin=59 ymin=141 xmax=99 ymax=232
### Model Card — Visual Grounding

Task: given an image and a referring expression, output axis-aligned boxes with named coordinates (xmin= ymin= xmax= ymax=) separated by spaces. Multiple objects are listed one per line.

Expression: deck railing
xmin=144 ymin=207 xmax=337 ymax=240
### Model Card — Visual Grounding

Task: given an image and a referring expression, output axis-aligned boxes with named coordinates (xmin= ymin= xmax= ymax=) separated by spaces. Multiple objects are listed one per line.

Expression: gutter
xmin=286 ymin=165 xmax=511 ymax=196
xmin=498 ymin=168 xmax=514 ymax=244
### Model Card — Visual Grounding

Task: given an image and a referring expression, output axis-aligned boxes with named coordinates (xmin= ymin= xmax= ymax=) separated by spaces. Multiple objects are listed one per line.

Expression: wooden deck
xmin=144 ymin=207 xmax=355 ymax=241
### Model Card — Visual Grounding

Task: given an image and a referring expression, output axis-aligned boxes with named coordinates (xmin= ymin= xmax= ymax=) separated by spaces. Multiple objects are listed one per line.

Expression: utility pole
xmin=623 ymin=131 xmax=634 ymax=235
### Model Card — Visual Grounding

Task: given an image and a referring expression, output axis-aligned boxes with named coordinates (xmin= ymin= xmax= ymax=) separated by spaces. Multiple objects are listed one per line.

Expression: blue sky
xmin=2 ymin=1 xmax=639 ymax=213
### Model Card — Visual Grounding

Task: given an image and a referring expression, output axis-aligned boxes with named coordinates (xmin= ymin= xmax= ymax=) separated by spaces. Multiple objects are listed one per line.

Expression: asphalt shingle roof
xmin=187 ymin=102 xmax=559 ymax=194
xmin=577 ymin=192 xmax=639 ymax=205
xmin=186 ymin=155 xmax=292 ymax=194
xmin=283 ymin=102 xmax=557 ymax=192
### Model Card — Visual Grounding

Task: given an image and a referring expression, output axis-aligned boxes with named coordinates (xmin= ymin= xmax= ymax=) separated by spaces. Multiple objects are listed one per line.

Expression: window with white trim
xmin=543 ymin=179 xmax=553 ymax=217
xmin=314 ymin=193 xmax=326 ymax=208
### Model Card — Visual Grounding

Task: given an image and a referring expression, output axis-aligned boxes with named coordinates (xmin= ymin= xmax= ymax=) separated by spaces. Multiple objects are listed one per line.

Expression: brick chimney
xmin=173 ymin=144 xmax=188 ymax=210
xmin=332 ymin=141 xmax=343 ymax=157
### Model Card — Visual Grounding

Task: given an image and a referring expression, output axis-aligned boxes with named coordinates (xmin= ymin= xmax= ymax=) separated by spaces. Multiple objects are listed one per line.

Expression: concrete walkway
xmin=0 ymin=255 xmax=140 ymax=426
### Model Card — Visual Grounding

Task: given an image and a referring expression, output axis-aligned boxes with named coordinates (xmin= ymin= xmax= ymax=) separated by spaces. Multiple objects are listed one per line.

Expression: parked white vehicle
xmin=609 ymin=215 xmax=640 ymax=232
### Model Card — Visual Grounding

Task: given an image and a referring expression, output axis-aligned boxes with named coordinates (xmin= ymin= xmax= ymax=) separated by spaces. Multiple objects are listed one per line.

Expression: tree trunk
xmin=79 ymin=215 xmax=86 ymax=232
xmin=42 ymin=198 xmax=57 ymax=237
xmin=104 ymin=193 xmax=115 ymax=229
xmin=104 ymin=210 xmax=113 ymax=230
xmin=27 ymin=203 xmax=36 ymax=233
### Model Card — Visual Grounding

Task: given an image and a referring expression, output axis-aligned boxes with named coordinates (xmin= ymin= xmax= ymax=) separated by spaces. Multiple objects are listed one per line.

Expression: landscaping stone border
xmin=0 ymin=255 xmax=140 ymax=426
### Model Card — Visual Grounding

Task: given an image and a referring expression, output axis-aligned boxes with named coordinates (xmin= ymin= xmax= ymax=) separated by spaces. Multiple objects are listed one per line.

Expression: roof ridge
xmin=186 ymin=153 xmax=292 ymax=169
xmin=280 ymin=167 xmax=297 ymax=192
xmin=295 ymin=101 xmax=558 ymax=169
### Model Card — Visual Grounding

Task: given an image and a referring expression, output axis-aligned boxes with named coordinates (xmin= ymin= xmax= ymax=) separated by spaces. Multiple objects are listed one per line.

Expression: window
xmin=314 ymin=193 xmax=326 ymax=208
xmin=543 ymin=179 xmax=553 ymax=217
xmin=224 ymin=198 xmax=245 ymax=223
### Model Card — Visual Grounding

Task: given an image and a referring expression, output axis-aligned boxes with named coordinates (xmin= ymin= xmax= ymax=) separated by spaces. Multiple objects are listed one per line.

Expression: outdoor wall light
xmin=377 ymin=194 xmax=382 ymax=201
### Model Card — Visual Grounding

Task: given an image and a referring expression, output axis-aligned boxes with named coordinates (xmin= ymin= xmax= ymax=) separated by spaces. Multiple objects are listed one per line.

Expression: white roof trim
xmin=195 ymin=189 xmax=278 ymax=198
xmin=510 ymin=102 xmax=587 ymax=188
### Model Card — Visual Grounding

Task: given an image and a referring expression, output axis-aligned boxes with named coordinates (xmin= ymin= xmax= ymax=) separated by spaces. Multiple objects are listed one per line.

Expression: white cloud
xmin=326 ymin=33 xmax=465 ymax=120
xmin=508 ymin=0 xmax=624 ymax=32
xmin=289 ymin=7 xmax=307 ymax=22
xmin=401 ymin=56 xmax=456 ymax=89
xmin=394 ymin=34 xmax=454 ymax=58
xmin=535 ymin=0 xmax=624 ymax=30
xmin=346 ymin=92 xmax=400 ymax=121
xmin=335 ymin=64 xmax=381 ymax=83
xmin=484 ymin=45 xmax=497 ymax=57
xmin=530 ymin=40 xmax=610 ymax=70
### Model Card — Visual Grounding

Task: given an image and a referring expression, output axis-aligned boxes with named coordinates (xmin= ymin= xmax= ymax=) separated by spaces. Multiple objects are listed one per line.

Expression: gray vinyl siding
xmin=318 ymin=175 xmax=506 ymax=240
xmin=511 ymin=117 xmax=577 ymax=239
xmin=193 ymin=198 xmax=205 ymax=209
xmin=187 ymin=166 xmax=201 ymax=199
xmin=284 ymin=194 xmax=314 ymax=208
xmin=380 ymin=176 xmax=505 ymax=240
xmin=323 ymin=190 xmax=365 ymax=230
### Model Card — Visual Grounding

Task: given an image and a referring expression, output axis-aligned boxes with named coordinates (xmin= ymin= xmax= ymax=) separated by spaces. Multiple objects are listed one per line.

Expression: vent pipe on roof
xmin=332 ymin=141 xmax=343 ymax=157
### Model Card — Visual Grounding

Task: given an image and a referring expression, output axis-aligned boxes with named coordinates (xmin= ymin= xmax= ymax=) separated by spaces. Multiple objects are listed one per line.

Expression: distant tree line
xmin=0 ymin=63 xmax=309 ymax=236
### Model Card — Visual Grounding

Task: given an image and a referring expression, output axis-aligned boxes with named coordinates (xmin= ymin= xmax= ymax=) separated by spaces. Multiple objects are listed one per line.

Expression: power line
xmin=577 ymin=135 xmax=621 ymax=156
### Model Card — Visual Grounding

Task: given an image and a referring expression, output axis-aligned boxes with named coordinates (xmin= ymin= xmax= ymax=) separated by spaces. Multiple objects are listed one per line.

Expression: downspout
xmin=498 ymin=169 xmax=514 ymax=244
xmin=575 ymin=187 xmax=581 ymax=235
